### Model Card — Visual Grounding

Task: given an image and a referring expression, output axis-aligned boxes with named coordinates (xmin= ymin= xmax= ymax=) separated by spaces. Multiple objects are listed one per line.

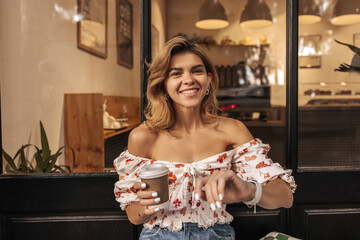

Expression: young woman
xmin=114 ymin=36 xmax=296 ymax=239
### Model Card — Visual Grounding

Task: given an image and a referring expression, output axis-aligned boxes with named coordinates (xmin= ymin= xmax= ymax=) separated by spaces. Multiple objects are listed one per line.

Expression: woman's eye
xmin=170 ymin=71 xmax=181 ymax=77
xmin=193 ymin=69 xmax=204 ymax=74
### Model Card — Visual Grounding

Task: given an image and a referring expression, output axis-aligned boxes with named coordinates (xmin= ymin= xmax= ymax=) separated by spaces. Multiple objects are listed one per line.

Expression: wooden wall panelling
xmin=304 ymin=208 xmax=360 ymax=240
xmin=0 ymin=174 xmax=136 ymax=240
xmin=64 ymin=93 xmax=104 ymax=172
xmin=7 ymin=213 xmax=134 ymax=240
xmin=227 ymin=205 xmax=286 ymax=240
xmin=292 ymin=203 xmax=360 ymax=240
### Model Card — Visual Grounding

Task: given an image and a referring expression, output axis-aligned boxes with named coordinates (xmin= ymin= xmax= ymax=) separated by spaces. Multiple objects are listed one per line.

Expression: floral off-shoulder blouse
xmin=114 ymin=138 xmax=296 ymax=231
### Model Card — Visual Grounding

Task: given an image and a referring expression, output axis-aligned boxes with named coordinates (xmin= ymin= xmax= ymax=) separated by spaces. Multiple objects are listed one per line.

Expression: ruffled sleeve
xmin=231 ymin=138 xmax=296 ymax=192
xmin=114 ymin=151 xmax=147 ymax=210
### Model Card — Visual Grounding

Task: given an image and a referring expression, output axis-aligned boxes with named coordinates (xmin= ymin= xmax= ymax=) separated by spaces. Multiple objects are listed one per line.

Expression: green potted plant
xmin=2 ymin=121 xmax=75 ymax=174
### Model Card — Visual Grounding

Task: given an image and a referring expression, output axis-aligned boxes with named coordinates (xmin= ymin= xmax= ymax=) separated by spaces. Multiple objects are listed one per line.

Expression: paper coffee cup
xmin=139 ymin=163 xmax=170 ymax=209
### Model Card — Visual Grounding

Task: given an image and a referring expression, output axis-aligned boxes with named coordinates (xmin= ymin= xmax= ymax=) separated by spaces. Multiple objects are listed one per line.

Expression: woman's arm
xmin=194 ymin=170 xmax=293 ymax=210
xmin=124 ymin=125 xmax=160 ymax=225
xmin=259 ymin=178 xmax=293 ymax=209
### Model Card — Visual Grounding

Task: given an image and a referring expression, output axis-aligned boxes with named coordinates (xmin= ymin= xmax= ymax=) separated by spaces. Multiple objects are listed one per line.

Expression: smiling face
xmin=165 ymin=52 xmax=213 ymax=111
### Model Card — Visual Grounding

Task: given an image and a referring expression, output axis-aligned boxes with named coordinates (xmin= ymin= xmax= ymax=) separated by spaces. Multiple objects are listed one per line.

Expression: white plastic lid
xmin=139 ymin=163 xmax=169 ymax=179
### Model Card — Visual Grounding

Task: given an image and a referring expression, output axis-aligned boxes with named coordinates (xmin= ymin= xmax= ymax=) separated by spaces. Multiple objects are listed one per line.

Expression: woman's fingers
xmin=142 ymin=206 xmax=160 ymax=215
xmin=195 ymin=170 xmax=230 ymax=210
xmin=139 ymin=197 xmax=161 ymax=207
xmin=133 ymin=182 xmax=159 ymax=199
xmin=194 ymin=175 xmax=210 ymax=200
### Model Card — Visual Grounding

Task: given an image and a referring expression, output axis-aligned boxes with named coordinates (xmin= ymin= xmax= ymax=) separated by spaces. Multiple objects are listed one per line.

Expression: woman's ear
xmin=207 ymin=72 xmax=213 ymax=84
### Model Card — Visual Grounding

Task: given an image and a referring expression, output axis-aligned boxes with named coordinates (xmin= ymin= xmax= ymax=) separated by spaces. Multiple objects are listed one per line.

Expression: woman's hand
xmin=125 ymin=182 xmax=161 ymax=225
xmin=133 ymin=182 xmax=161 ymax=215
xmin=194 ymin=170 xmax=255 ymax=210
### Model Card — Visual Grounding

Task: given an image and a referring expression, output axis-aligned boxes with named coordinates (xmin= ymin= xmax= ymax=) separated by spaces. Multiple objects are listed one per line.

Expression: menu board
xmin=116 ymin=0 xmax=133 ymax=68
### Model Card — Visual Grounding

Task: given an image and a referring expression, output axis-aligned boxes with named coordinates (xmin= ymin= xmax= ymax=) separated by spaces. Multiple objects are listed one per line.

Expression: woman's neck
xmin=172 ymin=106 xmax=203 ymax=132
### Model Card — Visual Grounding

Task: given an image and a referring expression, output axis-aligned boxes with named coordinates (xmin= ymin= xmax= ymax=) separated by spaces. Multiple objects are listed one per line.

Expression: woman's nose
xmin=182 ymin=72 xmax=195 ymax=84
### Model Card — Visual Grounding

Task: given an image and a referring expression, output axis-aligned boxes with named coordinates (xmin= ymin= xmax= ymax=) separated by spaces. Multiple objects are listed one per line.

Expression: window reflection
xmin=154 ymin=0 xmax=287 ymax=167
xmin=298 ymin=0 xmax=360 ymax=169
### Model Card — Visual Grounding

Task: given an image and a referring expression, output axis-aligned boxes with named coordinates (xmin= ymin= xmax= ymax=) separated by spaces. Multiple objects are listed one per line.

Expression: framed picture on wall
xmin=77 ymin=0 xmax=108 ymax=58
xmin=116 ymin=0 xmax=133 ymax=68
xmin=299 ymin=35 xmax=322 ymax=68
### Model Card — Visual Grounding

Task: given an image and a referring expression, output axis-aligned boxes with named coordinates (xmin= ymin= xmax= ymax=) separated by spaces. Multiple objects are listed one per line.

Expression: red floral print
xmin=180 ymin=208 xmax=186 ymax=216
xmin=150 ymin=159 xmax=157 ymax=164
xmin=217 ymin=153 xmax=227 ymax=163
xmin=137 ymin=160 xmax=146 ymax=167
xmin=173 ymin=198 xmax=181 ymax=208
xmin=245 ymin=155 xmax=257 ymax=161
xmin=149 ymin=216 xmax=158 ymax=225
xmin=168 ymin=172 xmax=177 ymax=185
xmin=125 ymin=159 xmax=133 ymax=165
xmin=238 ymin=148 xmax=248 ymax=155
xmin=175 ymin=164 xmax=185 ymax=168
xmin=250 ymin=139 xmax=257 ymax=145
xmin=260 ymin=171 xmax=270 ymax=179
xmin=256 ymin=161 xmax=271 ymax=169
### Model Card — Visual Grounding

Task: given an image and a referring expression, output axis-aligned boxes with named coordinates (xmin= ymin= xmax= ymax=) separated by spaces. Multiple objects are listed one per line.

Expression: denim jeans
xmin=139 ymin=222 xmax=235 ymax=240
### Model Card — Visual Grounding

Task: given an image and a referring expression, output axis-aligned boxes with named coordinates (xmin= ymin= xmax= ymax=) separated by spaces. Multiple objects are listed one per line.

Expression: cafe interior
xmin=1 ymin=0 xmax=360 ymax=239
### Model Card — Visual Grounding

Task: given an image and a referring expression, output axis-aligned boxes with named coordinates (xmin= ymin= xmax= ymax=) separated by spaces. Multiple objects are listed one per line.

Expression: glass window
xmin=298 ymin=0 xmax=360 ymax=170
xmin=1 ymin=0 xmax=141 ymax=174
xmin=153 ymin=0 xmax=287 ymax=167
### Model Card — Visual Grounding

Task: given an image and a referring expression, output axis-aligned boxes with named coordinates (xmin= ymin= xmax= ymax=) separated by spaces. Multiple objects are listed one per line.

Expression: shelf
xmin=103 ymin=121 xmax=140 ymax=139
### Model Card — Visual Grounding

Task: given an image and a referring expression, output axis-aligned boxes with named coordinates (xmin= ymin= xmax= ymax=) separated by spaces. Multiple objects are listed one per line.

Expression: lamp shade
xmin=299 ymin=0 xmax=321 ymax=25
xmin=331 ymin=0 xmax=360 ymax=25
xmin=240 ymin=0 xmax=272 ymax=29
xmin=195 ymin=0 xmax=229 ymax=30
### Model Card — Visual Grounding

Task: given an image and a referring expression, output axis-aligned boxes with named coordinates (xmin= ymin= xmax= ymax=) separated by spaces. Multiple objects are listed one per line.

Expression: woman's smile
xmin=179 ymin=88 xmax=199 ymax=96
xmin=166 ymin=52 xmax=212 ymax=109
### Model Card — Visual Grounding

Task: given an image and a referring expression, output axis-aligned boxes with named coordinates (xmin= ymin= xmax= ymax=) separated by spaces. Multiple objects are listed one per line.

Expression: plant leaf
xmin=19 ymin=145 xmax=29 ymax=173
xmin=44 ymin=152 xmax=63 ymax=173
xmin=40 ymin=121 xmax=50 ymax=161
xmin=335 ymin=39 xmax=360 ymax=55
xmin=52 ymin=165 xmax=67 ymax=173
xmin=2 ymin=149 xmax=18 ymax=170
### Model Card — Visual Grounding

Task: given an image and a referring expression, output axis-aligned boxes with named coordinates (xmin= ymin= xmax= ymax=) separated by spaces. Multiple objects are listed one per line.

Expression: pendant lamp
xmin=331 ymin=0 xmax=360 ymax=25
xmin=240 ymin=0 xmax=273 ymax=29
xmin=195 ymin=0 xmax=229 ymax=30
xmin=299 ymin=0 xmax=321 ymax=25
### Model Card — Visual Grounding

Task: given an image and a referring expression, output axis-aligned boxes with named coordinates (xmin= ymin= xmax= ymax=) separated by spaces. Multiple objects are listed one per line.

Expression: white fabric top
xmin=114 ymin=138 xmax=296 ymax=231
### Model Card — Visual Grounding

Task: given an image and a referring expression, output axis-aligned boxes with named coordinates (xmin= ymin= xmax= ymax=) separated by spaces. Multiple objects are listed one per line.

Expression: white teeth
xmin=181 ymin=89 xmax=198 ymax=94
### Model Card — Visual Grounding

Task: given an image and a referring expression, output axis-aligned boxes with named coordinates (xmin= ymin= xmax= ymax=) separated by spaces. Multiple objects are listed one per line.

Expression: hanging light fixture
xmin=195 ymin=0 xmax=229 ymax=30
xmin=240 ymin=0 xmax=273 ymax=29
xmin=299 ymin=0 xmax=321 ymax=25
xmin=331 ymin=0 xmax=360 ymax=25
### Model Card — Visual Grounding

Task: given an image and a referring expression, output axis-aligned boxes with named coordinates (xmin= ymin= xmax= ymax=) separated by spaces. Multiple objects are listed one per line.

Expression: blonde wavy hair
xmin=144 ymin=36 xmax=219 ymax=130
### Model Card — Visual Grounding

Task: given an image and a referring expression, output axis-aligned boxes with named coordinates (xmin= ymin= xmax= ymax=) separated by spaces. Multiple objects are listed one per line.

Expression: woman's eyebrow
xmin=191 ymin=64 xmax=205 ymax=70
xmin=168 ymin=67 xmax=182 ymax=72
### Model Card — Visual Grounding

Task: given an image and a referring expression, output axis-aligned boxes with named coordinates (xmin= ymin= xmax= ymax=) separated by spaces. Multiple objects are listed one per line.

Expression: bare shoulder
xmin=216 ymin=116 xmax=254 ymax=147
xmin=127 ymin=124 xmax=157 ymax=158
